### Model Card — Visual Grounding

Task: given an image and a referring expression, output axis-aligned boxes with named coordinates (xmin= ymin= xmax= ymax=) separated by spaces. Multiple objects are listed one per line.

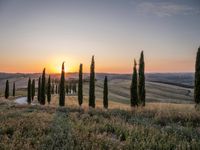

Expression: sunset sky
xmin=0 ymin=0 xmax=200 ymax=73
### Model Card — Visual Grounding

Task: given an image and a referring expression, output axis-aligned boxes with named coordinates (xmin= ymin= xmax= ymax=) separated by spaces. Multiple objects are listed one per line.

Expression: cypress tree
xmin=195 ymin=47 xmax=200 ymax=105
xmin=47 ymin=75 xmax=51 ymax=104
xmin=5 ymin=80 xmax=9 ymax=99
xmin=78 ymin=64 xmax=83 ymax=106
xmin=13 ymin=82 xmax=15 ymax=97
xmin=38 ymin=77 xmax=41 ymax=102
xmin=89 ymin=56 xmax=95 ymax=108
xmin=51 ymin=84 xmax=54 ymax=94
xmin=74 ymin=83 xmax=77 ymax=93
xmin=27 ymin=78 xmax=32 ymax=104
xmin=55 ymin=84 xmax=58 ymax=94
xmin=69 ymin=81 xmax=71 ymax=94
xmin=59 ymin=62 xmax=65 ymax=106
xmin=31 ymin=79 xmax=35 ymax=101
xmin=138 ymin=51 xmax=146 ymax=106
xmin=41 ymin=68 xmax=46 ymax=105
xmin=66 ymin=83 xmax=69 ymax=95
xmin=130 ymin=59 xmax=138 ymax=107
xmin=72 ymin=81 xmax=76 ymax=93
xmin=103 ymin=76 xmax=108 ymax=109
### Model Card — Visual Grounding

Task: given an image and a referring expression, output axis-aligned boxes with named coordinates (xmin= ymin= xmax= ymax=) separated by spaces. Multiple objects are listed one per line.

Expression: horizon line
xmin=0 ymin=71 xmax=195 ymax=75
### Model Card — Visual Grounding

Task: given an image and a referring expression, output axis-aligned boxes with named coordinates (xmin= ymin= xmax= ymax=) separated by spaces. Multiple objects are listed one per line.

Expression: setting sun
xmin=54 ymin=65 xmax=69 ymax=73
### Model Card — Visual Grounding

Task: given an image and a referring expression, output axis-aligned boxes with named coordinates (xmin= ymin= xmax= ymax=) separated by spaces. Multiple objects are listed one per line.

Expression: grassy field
xmin=0 ymin=95 xmax=200 ymax=150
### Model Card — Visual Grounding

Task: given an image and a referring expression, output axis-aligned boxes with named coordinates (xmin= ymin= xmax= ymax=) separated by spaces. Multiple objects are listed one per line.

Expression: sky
xmin=0 ymin=0 xmax=200 ymax=73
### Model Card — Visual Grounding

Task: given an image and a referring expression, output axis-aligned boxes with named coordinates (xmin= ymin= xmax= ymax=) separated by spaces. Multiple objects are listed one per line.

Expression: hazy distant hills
xmin=0 ymin=72 xmax=194 ymax=87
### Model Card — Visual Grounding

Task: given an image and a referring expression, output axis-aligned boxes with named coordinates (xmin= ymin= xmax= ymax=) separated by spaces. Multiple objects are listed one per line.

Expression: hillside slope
xmin=0 ymin=98 xmax=199 ymax=150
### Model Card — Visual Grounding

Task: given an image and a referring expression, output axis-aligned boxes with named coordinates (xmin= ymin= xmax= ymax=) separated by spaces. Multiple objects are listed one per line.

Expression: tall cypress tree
xmin=31 ymin=79 xmax=35 ymax=101
xmin=13 ymin=82 xmax=15 ymax=97
xmin=103 ymin=76 xmax=108 ymax=109
xmin=89 ymin=56 xmax=95 ymax=108
xmin=38 ymin=77 xmax=41 ymax=102
xmin=130 ymin=59 xmax=138 ymax=107
xmin=5 ymin=80 xmax=9 ymax=99
xmin=47 ymin=75 xmax=51 ymax=104
xmin=59 ymin=62 xmax=65 ymax=106
xmin=27 ymin=78 xmax=32 ymax=104
xmin=138 ymin=51 xmax=146 ymax=106
xmin=195 ymin=47 xmax=200 ymax=105
xmin=41 ymin=68 xmax=46 ymax=105
xmin=78 ymin=64 xmax=83 ymax=106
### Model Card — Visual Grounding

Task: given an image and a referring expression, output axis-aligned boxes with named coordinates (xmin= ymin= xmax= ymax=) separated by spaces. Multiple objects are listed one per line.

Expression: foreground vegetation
xmin=0 ymin=97 xmax=200 ymax=150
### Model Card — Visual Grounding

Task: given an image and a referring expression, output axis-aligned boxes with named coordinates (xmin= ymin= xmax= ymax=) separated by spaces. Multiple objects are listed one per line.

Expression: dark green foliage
xmin=195 ymin=47 xmax=200 ymax=105
xmin=89 ymin=56 xmax=95 ymax=108
xmin=51 ymin=84 xmax=54 ymax=94
xmin=55 ymin=84 xmax=58 ymax=94
xmin=38 ymin=77 xmax=41 ymax=102
xmin=41 ymin=68 xmax=46 ymax=105
xmin=5 ymin=80 xmax=9 ymax=99
xmin=27 ymin=78 xmax=32 ymax=104
xmin=31 ymin=79 xmax=35 ymax=101
xmin=73 ymin=82 xmax=77 ymax=93
xmin=130 ymin=59 xmax=138 ymax=107
xmin=78 ymin=64 xmax=83 ymax=106
xmin=69 ymin=82 xmax=71 ymax=94
xmin=13 ymin=82 xmax=15 ymax=97
xmin=40 ymin=111 xmax=74 ymax=149
xmin=103 ymin=76 xmax=108 ymax=109
xmin=47 ymin=75 xmax=51 ymax=104
xmin=138 ymin=51 xmax=146 ymax=106
xmin=66 ymin=83 xmax=69 ymax=95
xmin=59 ymin=62 xmax=65 ymax=106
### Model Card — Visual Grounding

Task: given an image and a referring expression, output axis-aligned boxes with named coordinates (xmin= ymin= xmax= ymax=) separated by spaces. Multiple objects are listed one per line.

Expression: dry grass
xmin=0 ymin=100 xmax=54 ymax=150
xmin=0 ymin=96 xmax=200 ymax=149
xmin=41 ymin=94 xmax=195 ymax=112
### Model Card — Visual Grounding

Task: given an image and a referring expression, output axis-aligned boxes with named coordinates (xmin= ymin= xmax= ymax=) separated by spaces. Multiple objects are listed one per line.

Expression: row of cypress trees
xmin=26 ymin=46 xmax=200 ymax=108
xmin=37 ymin=69 xmax=52 ymax=105
xmin=5 ymin=46 xmax=200 ymax=109
xmin=3 ymin=51 xmax=145 ymax=109
xmin=66 ymin=82 xmax=77 ymax=94
xmin=130 ymin=51 xmax=146 ymax=107
xmin=58 ymin=56 xmax=108 ymax=108
xmin=76 ymin=52 xmax=145 ymax=109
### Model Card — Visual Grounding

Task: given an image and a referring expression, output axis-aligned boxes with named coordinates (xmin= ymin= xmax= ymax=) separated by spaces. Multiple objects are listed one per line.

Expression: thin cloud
xmin=136 ymin=2 xmax=200 ymax=17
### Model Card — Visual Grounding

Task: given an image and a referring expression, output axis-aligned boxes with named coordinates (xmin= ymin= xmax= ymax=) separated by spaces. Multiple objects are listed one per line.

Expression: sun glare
xmin=53 ymin=65 xmax=69 ymax=73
